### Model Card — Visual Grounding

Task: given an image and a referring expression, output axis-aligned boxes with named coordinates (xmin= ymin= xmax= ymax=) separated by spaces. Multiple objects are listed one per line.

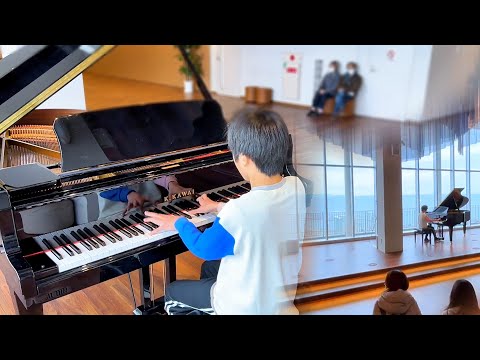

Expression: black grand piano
xmin=0 ymin=45 xmax=304 ymax=315
xmin=427 ymin=188 xmax=471 ymax=242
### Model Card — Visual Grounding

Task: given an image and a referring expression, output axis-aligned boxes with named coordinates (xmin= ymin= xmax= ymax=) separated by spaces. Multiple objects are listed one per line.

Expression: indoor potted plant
xmin=174 ymin=45 xmax=203 ymax=94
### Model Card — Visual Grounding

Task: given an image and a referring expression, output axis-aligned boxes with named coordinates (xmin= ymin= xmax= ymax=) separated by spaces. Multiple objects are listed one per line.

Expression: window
xmin=402 ymin=169 xmax=417 ymax=230
xmin=297 ymin=165 xmax=326 ymax=240
xmin=440 ymin=145 xmax=451 ymax=170
xmin=418 ymin=152 xmax=434 ymax=169
xmin=470 ymin=172 xmax=480 ymax=224
xmin=326 ymin=166 xmax=347 ymax=238
xmin=441 ymin=171 xmax=452 ymax=201
xmin=353 ymin=167 xmax=376 ymax=235
xmin=454 ymin=138 xmax=467 ymax=170
xmin=325 ymin=142 xmax=345 ymax=166
xmin=419 ymin=170 xmax=435 ymax=216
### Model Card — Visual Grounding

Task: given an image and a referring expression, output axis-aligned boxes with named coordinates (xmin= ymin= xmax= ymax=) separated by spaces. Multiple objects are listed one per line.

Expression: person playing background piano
xmin=419 ymin=205 xmax=441 ymax=241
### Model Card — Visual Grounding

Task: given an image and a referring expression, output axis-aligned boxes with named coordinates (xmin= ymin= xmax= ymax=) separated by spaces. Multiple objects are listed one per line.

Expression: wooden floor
xmin=1 ymin=73 xmax=479 ymax=314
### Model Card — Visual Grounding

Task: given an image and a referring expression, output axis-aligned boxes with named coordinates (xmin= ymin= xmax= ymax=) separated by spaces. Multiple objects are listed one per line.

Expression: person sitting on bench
xmin=307 ymin=60 xmax=341 ymax=116
xmin=334 ymin=61 xmax=362 ymax=115
xmin=418 ymin=205 xmax=440 ymax=241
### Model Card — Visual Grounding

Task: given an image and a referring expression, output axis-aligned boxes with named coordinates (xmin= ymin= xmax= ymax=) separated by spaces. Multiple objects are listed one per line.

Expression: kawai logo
xmin=165 ymin=189 xmax=195 ymax=202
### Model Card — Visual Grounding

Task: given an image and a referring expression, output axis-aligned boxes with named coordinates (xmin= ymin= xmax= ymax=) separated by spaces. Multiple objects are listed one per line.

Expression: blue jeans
xmin=334 ymin=92 xmax=354 ymax=114
xmin=312 ymin=92 xmax=335 ymax=109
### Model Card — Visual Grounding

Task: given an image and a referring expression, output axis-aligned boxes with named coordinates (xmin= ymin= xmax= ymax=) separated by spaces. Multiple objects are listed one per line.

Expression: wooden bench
xmin=245 ymin=86 xmax=257 ymax=103
xmin=256 ymin=87 xmax=273 ymax=105
xmin=323 ymin=98 xmax=356 ymax=116
xmin=414 ymin=228 xmax=432 ymax=244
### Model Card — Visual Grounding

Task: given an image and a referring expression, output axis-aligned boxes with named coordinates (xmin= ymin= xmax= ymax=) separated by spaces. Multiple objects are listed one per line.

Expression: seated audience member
xmin=418 ymin=205 xmax=440 ymax=241
xmin=334 ymin=62 xmax=362 ymax=115
xmin=144 ymin=109 xmax=306 ymax=315
xmin=443 ymin=279 xmax=480 ymax=315
xmin=307 ymin=61 xmax=341 ymax=116
xmin=373 ymin=269 xmax=422 ymax=315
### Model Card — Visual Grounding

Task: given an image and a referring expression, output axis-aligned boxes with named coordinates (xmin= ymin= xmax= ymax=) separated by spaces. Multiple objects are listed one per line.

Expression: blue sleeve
xmin=100 ymin=187 xmax=134 ymax=202
xmin=174 ymin=217 xmax=235 ymax=261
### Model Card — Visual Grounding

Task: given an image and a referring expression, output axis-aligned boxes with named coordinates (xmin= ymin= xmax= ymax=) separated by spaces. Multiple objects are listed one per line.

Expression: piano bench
xmin=414 ymin=228 xmax=432 ymax=244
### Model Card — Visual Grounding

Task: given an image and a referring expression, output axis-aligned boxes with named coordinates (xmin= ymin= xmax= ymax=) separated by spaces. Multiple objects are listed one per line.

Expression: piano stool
xmin=414 ymin=228 xmax=432 ymax=244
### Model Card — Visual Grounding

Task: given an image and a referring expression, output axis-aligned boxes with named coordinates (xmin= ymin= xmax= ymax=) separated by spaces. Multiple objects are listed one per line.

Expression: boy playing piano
xmin=145 ymin=109 xmax=306 ymax=315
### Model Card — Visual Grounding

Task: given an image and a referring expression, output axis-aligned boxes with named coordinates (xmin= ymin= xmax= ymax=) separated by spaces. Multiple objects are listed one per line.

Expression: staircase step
xmin=295 ymin=255 xmax=480 ymax=304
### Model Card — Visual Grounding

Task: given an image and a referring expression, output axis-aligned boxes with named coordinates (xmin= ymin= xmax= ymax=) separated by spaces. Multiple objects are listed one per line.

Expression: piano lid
xmin=0 ymin=45 xmax=115 ymax=134
xmin=54 ymin=99 xmax=227 ymax=172
xmin=438 ymin=187 xmax=470 ymax=210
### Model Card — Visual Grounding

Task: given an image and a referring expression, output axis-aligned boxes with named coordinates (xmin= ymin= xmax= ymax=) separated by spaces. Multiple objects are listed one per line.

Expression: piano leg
xmin=139 ymin=266 xmax=153 ymax=310
xmin=464 ymin=222 xmax=467 ymax=235
xmin=11 ymin=292 xmax=43 ymax=315
xmin=449 ymin=226 xmax=454 ymax=242
xmin=165 ymin=256 xmax=177 ymax=284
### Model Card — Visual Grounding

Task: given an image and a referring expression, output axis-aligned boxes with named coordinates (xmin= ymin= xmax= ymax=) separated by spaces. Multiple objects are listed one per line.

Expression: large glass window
xmin=470 ymin=133 xmax=480 ymax=170
xmin=419 ymin=170 xmax=435 ymax=214
xmin=440 ymin=145 xmax=451 ymax=170
xmin=418 ymin=152 xmax=434 ymax=169
xmin=402 ymin=169 xmax=417 ymax=230
xmin=326 ymin=166 xmax=346 ymax=238
xmin=353 ymin=168 xmax=376 ymax=235
xmin=325 ymin=142 xmax=345 ymax=166
xmin=296 ymin=165 xmax=326 ymax=241
xmin=454 ymin=138 xmax=467 ymax=170
xmin=471 ymin=172 xmax=480 ymax=224
xmin=441 ymin=170 xmax=452 ymax=201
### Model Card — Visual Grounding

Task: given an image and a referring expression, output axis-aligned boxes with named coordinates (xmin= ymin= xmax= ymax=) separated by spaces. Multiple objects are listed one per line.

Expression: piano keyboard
xmin=31 ymin=181 xmax=251 ymax=273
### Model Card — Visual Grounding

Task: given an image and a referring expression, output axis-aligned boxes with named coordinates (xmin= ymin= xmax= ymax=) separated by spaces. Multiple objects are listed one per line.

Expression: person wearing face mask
xmin=334 ymin=61 xmax=362 ymax=115
xmin=307 ymin=61 xmax=341 ymax=116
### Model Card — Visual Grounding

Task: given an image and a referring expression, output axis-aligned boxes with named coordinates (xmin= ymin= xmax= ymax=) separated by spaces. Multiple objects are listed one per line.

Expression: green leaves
xmin=174 ymin=45 xmax=204 ymax=80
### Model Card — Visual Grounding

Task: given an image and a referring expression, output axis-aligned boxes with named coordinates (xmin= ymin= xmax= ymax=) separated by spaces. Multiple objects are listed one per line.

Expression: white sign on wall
xmin=282 ymin=53 xmax=302 ymax=100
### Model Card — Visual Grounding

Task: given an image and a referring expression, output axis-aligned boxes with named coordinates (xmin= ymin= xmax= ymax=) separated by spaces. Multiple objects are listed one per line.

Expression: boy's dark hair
xmin=446 ymin=279 xmax=480 ymax=311
xmin=227 ymin=109 xmax=289 ymax=176
xmin=385 ymin=269 xmax=409 ymax=291
xmin=421 ymin=205 xmax=428 ymax=212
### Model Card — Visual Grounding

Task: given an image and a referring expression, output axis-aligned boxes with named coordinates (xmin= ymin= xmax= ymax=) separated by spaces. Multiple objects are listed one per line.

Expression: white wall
xmin=0 ymin=45 xmax=87 ymax=111
xmin=213 ymin=45 xmax=434 ymax=121
xmin=423 ymin=45 xmax=480 ymax=120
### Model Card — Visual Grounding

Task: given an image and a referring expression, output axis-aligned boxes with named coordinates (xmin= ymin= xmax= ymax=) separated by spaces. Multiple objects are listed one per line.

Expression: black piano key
xmin=118 ymin=218 xmax=142 ymax=235
xmin=154 ymin=207 xmax=170 ymax=215
xmin=134 ymin=213 xmax=159 ymax=229
xmin=206 ymin=192 xmax=226 ymax=202
xmin=229 ymin=186 xmax=248 ymax=195
xmin=129 ymin=214 xmax=153 ymax=231
xmin=70 ymin=231 xmax=93 ymax=251
xmin=218 ymin=189 xmax=238 ymax=199
xmin=53 ymin=235 xmax=74 ymax=256
xmin=114 ymin=219 xmax=137 ymax=236
xmin=60 ymin=234 xmax=82 ymax=254
xmin=172 ymin=201 xmax=188 ymax=210
xmin=42 ymin=239 xmax=63 ymax=260
xmin=93 ymin=224 xmax=117 ymax=243
xmin=80 ymin=228 xmax=105 ymax=247
xmin=166 ymin=205 xmax=192 ymax=219
xmin=109 ymin=220 xmax=133 ymax=238
xmin=241 ymin=183 xmax=251 ymax=190
xmin=187 ymin=199 xmax=200 ymax=207
xmin=99 ymin=223 xmax=123 ymax=242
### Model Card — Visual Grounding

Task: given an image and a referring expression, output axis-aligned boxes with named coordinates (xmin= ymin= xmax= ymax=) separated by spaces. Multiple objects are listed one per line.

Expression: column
xmin=376 ymin=126 xmax=403 ymax=253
